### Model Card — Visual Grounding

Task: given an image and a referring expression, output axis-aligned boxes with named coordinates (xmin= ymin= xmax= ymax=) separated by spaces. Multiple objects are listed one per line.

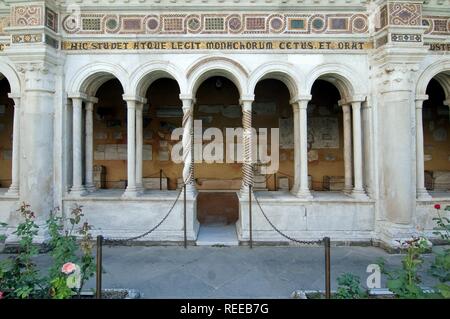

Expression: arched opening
xmin=253 ymin=79 xmax=293 ymax=191
xmin=143 ymin=78 xmax=182 ymax=190
xmin=92 ymin=78 xmax=127 ymax=189
xmin=194 ymin=76 xmax=241 ymax=225
xmin=308 ymin=80 xmax=346 ymax=191
xmin=423 ymin=77 xmax=450 ymax=193
xmin=0 ymin=77 xmax=13 ymax=189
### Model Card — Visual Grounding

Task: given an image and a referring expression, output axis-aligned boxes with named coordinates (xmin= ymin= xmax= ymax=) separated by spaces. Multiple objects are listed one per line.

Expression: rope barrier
xmin=101 ymin=186 xmax=183 ymax=245
xmin=253 ymin=191 xmax=323 ymax=245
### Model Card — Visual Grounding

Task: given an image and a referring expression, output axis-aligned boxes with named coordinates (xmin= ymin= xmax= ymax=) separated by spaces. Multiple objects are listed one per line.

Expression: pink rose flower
xmin=61 ymin=262 xmax=76 ymax=275
xmin=0 ymin=291 xmax=3 ymax=299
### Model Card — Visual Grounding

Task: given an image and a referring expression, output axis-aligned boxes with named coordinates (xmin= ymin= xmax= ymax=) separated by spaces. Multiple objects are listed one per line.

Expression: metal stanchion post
xmin=160 ymin=169 xmax=162 ymax=190
xmin=249 ymin=184 xmax=252 ymax=249
xmin=324 ymin=237 xmax=331 ymax=299
xmin=184 ymin=184 xmax=187 ymax=249
xmin=96 ymin=235 xmax=103 ymax=299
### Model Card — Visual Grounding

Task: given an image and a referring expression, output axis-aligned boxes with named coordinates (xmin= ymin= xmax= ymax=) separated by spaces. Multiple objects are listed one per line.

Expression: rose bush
xmin=0 ymin=203 xmax=96 ymax=299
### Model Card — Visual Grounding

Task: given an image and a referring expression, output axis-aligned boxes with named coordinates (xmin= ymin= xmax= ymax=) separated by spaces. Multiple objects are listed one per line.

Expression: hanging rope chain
xmin=102 ymin=187 xmax=183 ymax=245
xmin=253 ymin=192 xmax=323 ymax=245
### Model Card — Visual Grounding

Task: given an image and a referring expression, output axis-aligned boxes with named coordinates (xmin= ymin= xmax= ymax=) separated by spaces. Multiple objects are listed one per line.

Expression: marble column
xmin=291 ymin=102 xmax=300 ymax=195
xmin=293 ymin=98 xmax=312 ymax=199
xmin=181 ymin=96 xmax=197 ymax=196
xmin=6 ymin=95 xmax=20 ymax=196
xmin=135 ymin=101 xmax=144 ymax=192
xmin=415 ymin=96 xmax=431 ymax=199
xmin=84 ymin=98 xmax=97 ymax=192
xmin=240 ymin=99 xmax=254 ymax=198
xmin=123 ymin=99 xmax=137 ymax=197
xmin=351 ymin=100 xmax=367 ymax=198
xmin=342 ymin=104 xmax=353 ymax=193
xmin=70 ymin=97 xmax=86 ymax=196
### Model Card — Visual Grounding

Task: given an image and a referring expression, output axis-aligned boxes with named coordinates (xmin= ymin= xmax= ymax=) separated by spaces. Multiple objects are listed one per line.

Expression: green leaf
xmin=436 ymin=284 xmax=450 ymax=298
xmin=387 ymin=279 xmax=403 ymax=290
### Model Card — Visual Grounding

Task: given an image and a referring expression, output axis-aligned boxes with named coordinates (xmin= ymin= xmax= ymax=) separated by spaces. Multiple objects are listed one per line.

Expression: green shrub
xmin=335 ymin=273 xmax=367 ymax=299
xmin=429 ymin=204 xmax=450 ymax=299
xmin=0 ymin=203 xmax=95 ymax=299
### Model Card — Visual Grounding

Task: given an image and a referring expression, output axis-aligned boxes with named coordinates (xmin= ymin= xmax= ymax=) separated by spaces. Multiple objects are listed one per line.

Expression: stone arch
xmin=416 ymin=59 xmax=450 ymax=99
xmin=248 ymin=62 xmax=302 ymax=99
xmin=0 ymin=61 xmax=21 ymax=95
xmin=129 ymin=61 xmax=186 ymax=98
xmin=68 ymin=62 xmax=128 ymax=96
xmin=304 ymin=63 xmax=366 ymax=101
xmin=186 ymin=56 xmax=248 ymax=97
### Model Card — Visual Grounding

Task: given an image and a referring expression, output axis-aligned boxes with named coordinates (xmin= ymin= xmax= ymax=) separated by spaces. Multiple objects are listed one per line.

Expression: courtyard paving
xmin=1 ymin=245 xmax=446 ymax=298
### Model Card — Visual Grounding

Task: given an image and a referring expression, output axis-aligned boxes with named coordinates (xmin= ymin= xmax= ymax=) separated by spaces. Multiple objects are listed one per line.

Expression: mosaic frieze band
xmin=61 ymin=12 xmax=369 ymax=35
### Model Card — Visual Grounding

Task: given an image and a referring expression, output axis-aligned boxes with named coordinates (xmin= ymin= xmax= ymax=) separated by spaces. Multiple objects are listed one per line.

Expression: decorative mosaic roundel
xmin=147 ymin=18 xmax=159 ymax=31
xmin=104 ymin=16 xmax=120 ymax=33
xmin=106 ymin=18 xmax=117 ymax=29
xmin=228 ymin=17 xmax=242 ymax=31
xmin=270 ymin=17 xmax=283 ymax=31
xmin=353 ymin=17 xmax=366 ymax=31
xmin=187 ymin=17 xmax=201 ymax=32
xmin=62 ymin=15 xmax=80 ymax=33
xmin=312 ymin=17 xmax=324 ymax=30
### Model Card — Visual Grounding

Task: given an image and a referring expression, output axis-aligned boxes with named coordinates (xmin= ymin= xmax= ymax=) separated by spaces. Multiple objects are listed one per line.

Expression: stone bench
xmin=431 ymin=171 xmax=450 ymax=191
xmin=322 ymin=176 xmax=345 ymax=191
xmin=142 ymin=177 xmax=168 ymax=190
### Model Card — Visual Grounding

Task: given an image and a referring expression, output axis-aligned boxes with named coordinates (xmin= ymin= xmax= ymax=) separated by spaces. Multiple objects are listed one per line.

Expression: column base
xmin=85 ymin=183 xmax=97 ymax=193
xmin=70 ymin=186 xmax=87 ymax=197
xmin=122 ymin=186 xmax=140 ymax=198
xmin=290 ymin=186 xmax=299 ymax=195
xmin=343 ymin=186 xmax=353 ymax=194
xmin=184 ymin=184 xmax=198 ymax=199
xmin=292 ymin=189 xmax=313 ymax=200
xmin=5 ymin=185 xmax=19 ymax=197
xmin=417 ymin=188 xmax=432 ymax=200
xmin=377 ymin=221 xmax=431 ymax=252
xmin=351 ymin=189 xmax=368 ymax=200
xmin=135 ymin=183 xmax=145 ymax=193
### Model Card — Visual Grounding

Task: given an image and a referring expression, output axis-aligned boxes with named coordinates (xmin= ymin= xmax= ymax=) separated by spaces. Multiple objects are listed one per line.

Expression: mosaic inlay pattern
xmin=61 ymin=12 xmax=369 ymax=35
xmin=12 ymin=5 xmax=43 ymax=27
xmin=389 ymin=3 xmax=421 ymax=26
xmin=12 ymin=34 xmax=43 ymax=44
xmin=422 ymin=16 xmax=450 ymax=35
xmin=45 ymin=8 xmax=58 ymax=32
xmin=0 ymin=16 xmax=11 ymax=36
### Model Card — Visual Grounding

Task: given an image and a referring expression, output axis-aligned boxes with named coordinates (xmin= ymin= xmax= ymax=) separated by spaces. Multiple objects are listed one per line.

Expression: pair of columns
xmin=70 ymin=94 xmax=146 ymax=197
xmin=70 ymin=95 xmax=98 ymax=196
xmin=415 ymin=96 xmax=450 ymax=199
xmin=5 ymin=94 xmax=20 ymax=196
xmin=180 ymin=95 xmax=255 ymax=198
xmin=122 ymin=96 xmax=146 ymax=197
xmin=291 ymin=96 xmax=366 ymax=198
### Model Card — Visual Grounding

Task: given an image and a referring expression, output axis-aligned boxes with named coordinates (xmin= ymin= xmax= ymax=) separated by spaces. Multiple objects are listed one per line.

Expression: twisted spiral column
xmin=240 ymin=99 xmax=254 ymax=198
xmin=181 ymin=98 xmax=197 ymax=197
